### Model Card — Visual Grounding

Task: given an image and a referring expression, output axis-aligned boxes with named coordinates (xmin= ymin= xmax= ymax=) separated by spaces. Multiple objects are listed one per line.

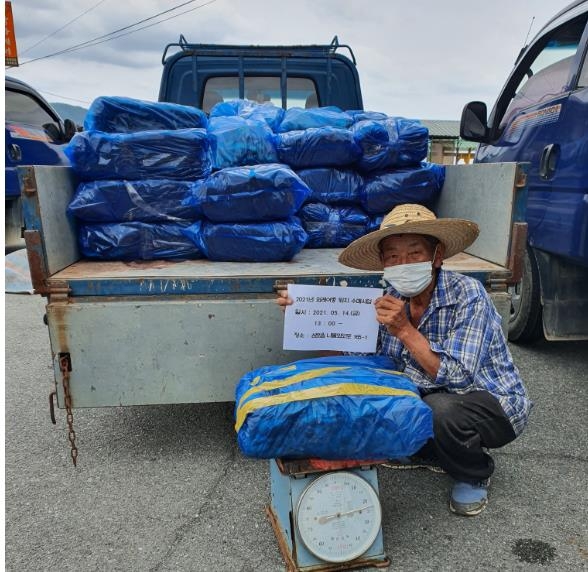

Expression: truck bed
xmin=49 ymin=249 xmax=508 ymax=297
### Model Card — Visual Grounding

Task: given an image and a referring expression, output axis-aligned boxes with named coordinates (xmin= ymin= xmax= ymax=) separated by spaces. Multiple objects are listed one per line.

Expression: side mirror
xmin=460 ymin=101 xmax=489 ymax=143
xmin=63 ymin=118 xmax=77 ymax=142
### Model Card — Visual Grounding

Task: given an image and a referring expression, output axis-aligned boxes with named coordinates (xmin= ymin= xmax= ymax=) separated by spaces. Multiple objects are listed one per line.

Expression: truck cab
xmin=158 ymin=35 xmax=363 ymax=112
xmin=460 ymin=0 xmax=588 ymax=341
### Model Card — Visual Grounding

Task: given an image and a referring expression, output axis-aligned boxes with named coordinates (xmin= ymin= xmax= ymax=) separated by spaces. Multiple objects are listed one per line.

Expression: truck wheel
xmin=508 ymin=246 xmax=543 ymax=342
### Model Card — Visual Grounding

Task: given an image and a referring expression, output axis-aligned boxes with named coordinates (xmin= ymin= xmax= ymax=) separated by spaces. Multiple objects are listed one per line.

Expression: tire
xmin=508 ymin=246 xmax=543 ymax=343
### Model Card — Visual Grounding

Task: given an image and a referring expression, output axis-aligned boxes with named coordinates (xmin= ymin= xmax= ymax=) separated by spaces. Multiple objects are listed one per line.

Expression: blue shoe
xmin=449 ymin=480 xmax=489 ymax=516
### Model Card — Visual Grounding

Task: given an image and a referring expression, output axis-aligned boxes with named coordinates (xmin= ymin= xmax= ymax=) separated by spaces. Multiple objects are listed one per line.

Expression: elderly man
xmin=277 ymin=203 xmax=532 ymax=516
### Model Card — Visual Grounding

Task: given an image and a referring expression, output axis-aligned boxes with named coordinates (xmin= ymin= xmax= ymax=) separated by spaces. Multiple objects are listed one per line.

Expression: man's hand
xmin=374 ymin=294 xmax=412 ymax=338
xmin=276 ymin=289 xmax=293 ymax=312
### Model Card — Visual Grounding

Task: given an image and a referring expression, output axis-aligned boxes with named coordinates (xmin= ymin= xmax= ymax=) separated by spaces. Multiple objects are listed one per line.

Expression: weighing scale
xmin=267 ymin=458 xmax=390 ymax=571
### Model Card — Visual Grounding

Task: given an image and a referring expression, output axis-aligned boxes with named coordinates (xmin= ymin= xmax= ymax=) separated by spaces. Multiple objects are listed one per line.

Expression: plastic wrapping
xmin=297 ymin=168 xmax=364 ymax=205
xmin=347 ymin=110 xmax=389 ymax=123
xmin=183 ymin=218 xmax=307 ymax=262
xmin=210 ymin=99 xmax=285 ymax=132
xmin=278 ymin=106 xmax=353 ymax=132
xmin=67 ymin=180 xmax=201 ymax=222
xmin=360 ymin=163 xmax=445 ymax=215
xmin=64 ymin=129 xmax=212 ymax=181
xmin=299 ymin=203 xmax=369 ymax=248
xmin=84 ymin=96 xmax=208 ymax=132
xmin=353 ymin=117 xmax=429 ymax=172
xmin=274 ymin=127 xmax=361 ymax=169
xmin=235 ymin=355 xmax=434 ymax=460
xmin=368 ymin=214 xmax=384 ymax=232
xmin=79 ymin=222 xmax=203 ymax=260
xmin=207 ymin=116 xmax=278 ymax=170
xmin=187 ymin=164 xmax=311 ymax=222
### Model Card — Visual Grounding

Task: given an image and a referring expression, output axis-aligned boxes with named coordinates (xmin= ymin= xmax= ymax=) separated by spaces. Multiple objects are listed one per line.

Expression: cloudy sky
xmin=7 ymin=0 xmax=572 ymax=119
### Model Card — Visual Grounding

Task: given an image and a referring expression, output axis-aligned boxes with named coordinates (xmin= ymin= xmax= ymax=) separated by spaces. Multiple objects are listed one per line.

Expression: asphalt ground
xmin=5 ymin=292 xmax=588 ymax=572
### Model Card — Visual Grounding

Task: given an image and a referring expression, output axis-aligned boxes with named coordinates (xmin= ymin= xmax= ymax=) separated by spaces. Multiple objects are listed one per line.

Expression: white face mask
xmin=382 ymin=260 xmax=434 ymax=298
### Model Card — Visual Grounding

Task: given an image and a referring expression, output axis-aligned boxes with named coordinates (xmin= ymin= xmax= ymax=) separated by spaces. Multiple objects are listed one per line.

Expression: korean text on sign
xmin=283 ymin=284 xmax=382 ymax=352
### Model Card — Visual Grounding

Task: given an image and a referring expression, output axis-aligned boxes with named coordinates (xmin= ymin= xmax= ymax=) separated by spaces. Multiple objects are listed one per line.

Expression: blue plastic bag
xmin=187 ymin=164 xmax=311 ymax=222
xmin=360 ymin=163 xmax=445 ymax=215
xmin=347 ymin=110 xmax=389 ymax=123
xmin=278 ymin=106 xmax=353 ymax=132
xmin=368 ymin=214 xmax=384 ymax=232
xmin=207 ymin=116 xmax=278 ymax=170
xmin=297 ymin=168 xmax=364 ymax=205
xmin=275 ymin=127 xmax=361 ymax=169
xmin=299 ymin=203 xmax=369 ymax=248
xmin=68 ymin=180 xmax=202 ymax=222
xmin=210 ymin=99 xmax=285 ymax=132
xmin=64 ymin=129 xmax=212 ymax=181
xmin=235 ymin=355 xmax=434 ymax=460
xmin=84 ymin=96 xmax=208 ymax=132
xmin=79 ymin=222 xmax=203 ymax=260
xmin=183 ymin=218 xmax=308 ymax=262
xmin=353 ymin=117 xmax=429 ymax=172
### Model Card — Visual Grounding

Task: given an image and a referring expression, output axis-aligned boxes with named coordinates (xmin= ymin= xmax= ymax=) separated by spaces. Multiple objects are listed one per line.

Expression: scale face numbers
xmin=295 ymin=471 xmax=382 ymax=564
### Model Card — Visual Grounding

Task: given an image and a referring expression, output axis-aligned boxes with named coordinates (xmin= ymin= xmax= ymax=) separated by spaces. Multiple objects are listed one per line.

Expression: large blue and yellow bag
xmin=235 ymin=355 xmax=433 ymax=460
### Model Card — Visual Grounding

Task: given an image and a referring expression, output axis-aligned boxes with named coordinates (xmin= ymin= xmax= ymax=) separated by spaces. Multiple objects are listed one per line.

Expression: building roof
xmin=421 ymin=119 xmax=460 ymax=138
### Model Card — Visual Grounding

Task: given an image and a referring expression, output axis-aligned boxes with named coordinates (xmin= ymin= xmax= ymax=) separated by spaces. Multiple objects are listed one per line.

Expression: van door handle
xmin=8 ymin=143 xmax=22 ymax=162
xmin=539 ymin=143 xmax=559 ymax=180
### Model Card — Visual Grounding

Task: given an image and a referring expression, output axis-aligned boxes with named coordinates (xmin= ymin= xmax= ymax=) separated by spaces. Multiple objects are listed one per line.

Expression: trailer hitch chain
xmin=49 ymin=390 xmax=57 ymax=424
xmin=58 ymin=353 xmax=78 ymax=467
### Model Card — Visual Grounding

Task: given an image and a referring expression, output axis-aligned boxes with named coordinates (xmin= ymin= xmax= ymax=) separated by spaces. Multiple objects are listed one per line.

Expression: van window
xmin=202 ymin=75 xmax=318 ymax=113
xmin=498 ymin=14 xmax=588 ymax=129
xmin=578 ymin=50 xmax=588 ymax=88
xmin=5 ymin=89 xmax=59 ymax=129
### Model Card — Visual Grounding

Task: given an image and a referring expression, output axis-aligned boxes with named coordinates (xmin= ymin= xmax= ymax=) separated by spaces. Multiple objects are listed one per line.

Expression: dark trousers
xmin=420 ymin=390 xmax=517 ymax=482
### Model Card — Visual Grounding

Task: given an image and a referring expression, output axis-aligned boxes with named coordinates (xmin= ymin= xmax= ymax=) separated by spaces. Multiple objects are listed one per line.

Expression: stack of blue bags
xmin=66 ymin=97 xmax=211 ymax=260
xmin=66 ymin=96 xmax=445 ymax=261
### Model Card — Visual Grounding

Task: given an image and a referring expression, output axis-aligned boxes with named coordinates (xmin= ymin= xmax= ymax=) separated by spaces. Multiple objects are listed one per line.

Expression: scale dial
xmin=295 ymin=471 xmax=382 ymax=563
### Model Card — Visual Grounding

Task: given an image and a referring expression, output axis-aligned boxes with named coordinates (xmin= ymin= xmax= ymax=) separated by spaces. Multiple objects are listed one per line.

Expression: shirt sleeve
xmin=405 ymin=293 xmax=497 ymax=390
xmin=434 ymin=294 xmax=497 ymax=390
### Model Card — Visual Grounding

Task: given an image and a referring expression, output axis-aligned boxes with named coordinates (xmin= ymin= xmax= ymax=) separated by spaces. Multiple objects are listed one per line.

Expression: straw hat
xmin=339 ymin=204 xmax=479 ymax=271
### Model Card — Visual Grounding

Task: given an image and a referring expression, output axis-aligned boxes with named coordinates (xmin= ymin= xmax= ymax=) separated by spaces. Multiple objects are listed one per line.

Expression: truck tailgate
xmin=48 ymin=249 xmax=508 ymax=296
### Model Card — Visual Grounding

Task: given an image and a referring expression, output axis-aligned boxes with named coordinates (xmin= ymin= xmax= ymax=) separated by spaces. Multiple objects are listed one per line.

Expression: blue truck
xmin=5 ymin=76 xmax=76 ymax=250
xmin=460 ymin=0 xmax=588 ymax=342
xmin=20 ymin=39 xmax=528 ymax=466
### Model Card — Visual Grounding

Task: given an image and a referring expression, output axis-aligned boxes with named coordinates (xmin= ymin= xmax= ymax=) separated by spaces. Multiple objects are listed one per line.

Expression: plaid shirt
xmin=378 ymin=269 xmax=532 ymax=436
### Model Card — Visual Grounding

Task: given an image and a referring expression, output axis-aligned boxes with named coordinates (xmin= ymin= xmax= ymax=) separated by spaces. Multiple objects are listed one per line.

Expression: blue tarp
xmin=297 ymin=168 xmax=364 ymax=205
xmin=68 ymin=180 xmax=201 ymax=222
xmin=299 ymin=203 xmax=369 ymax=248
xmin=79 ymin=222 xmax=203 ymax=260
xmin=64 ymin=129 xmax=212 ymax=181
xmin=353 ymin=117 xmax=429 ymax=173
xmin=187 ymin=164 xmax=311 ymax=223
xmin=84 ymin=96 xmax=208 ymax=132
xmin=274 ymin=127 xmax=361 ymax=169
xmin=207 ymin=116 xmax=278 ymax=170
xmin=360 ymin=163 xmax=445 ymax=215
xmin=235 ymin=355 xmax=434 ymax=460
xmin=183 ymin=218 xmax=308 ymax=262
xmin=278 ymin=106 xmax=353 ymax=132
xmin=210 ymin=99 xmax=285 ymax=132
xmin=347 ymin=110 xmax=389 ymax=123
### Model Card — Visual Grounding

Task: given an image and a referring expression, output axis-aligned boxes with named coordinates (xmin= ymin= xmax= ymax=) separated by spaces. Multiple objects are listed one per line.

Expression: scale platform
xmin=268 ymin=458 xmax=390 ymax=571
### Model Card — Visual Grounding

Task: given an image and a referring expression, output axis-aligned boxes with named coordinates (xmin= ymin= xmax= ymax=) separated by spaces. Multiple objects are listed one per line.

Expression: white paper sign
xmin=283 ymin=284 xmax=383 ymax=352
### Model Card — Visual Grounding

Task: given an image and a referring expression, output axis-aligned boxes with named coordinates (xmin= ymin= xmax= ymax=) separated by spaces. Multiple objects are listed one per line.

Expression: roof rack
xmin=161 ymin=35 xmax=356 ymax=65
